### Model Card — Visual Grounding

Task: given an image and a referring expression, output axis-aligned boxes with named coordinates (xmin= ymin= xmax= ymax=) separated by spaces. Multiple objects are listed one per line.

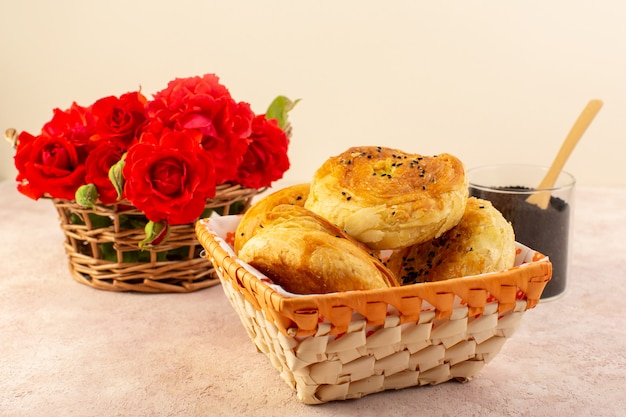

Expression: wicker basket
xmin=54 ymin=183 xmax=261 ymax=293
xmin=195 ymin=215 xmax=552 ymax=404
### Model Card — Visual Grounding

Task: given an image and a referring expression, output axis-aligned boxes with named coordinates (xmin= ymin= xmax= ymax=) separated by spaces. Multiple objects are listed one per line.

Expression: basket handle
xmin=5 ymin=128 xmax=18 ymax=149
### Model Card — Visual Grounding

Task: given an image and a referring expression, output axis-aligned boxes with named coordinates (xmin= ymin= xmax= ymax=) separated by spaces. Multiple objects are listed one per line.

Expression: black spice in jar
xmin=468 ymin=186 xmax=570 ymax=299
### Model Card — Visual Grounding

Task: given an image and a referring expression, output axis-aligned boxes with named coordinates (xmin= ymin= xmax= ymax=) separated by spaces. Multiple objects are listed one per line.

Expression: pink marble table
xmin=1 ymin=181 xmax=624 ymax=417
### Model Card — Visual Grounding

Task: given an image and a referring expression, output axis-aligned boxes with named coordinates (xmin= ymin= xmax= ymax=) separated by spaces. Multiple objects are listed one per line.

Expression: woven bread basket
xmin=195 ymin=215 xmax=552 ymax=404
xmin=54 ymin=183 xmax=261 ymax=293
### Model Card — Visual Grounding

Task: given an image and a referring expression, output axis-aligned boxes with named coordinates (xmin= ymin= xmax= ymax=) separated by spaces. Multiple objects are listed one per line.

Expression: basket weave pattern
xmin=196 ymin=217 xmax=552 ymax=404
xmin=56 ymin=183 xmax=260 ymax=293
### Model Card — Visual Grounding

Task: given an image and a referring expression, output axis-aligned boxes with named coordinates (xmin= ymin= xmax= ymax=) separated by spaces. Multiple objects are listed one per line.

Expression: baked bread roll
xmin=234 ymin=183 xmax=310 ymax=254
xmin=386 ymin=197 xmax=516 ymax=284
xmin=304 ymin=146 xmax=468 ymax=250
xmin=237 ymin=204 xmax=399 ymax=294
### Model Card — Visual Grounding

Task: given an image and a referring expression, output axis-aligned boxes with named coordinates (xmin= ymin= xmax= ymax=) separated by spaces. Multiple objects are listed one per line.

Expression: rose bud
xmin=75 ymin=183 xmax=98 ymax=208
xmin=139 ymin=220 xmax=170 ymax=249
xmin=108 ymin=156 xmax=126 ymax=200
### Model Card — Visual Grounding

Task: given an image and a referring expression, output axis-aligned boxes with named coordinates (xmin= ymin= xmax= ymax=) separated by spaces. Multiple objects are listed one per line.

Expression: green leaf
xmin=229 ymin=200 xmax=246 ymax=215
xmin=70 ymin=213 xmax=85 ymax=225
xmin=87 ymin=213 xmax=112 ymax=229
xmin=265 ymin=96 xmax=300 ymax=130
xmin=119 ymin=214 xmax=149 ymax=230
xmin=164 ymin=246 xmax=190 ymax=261
xmin=200 ymin=208 xmax=215 ymax=219
xmin=122 ymin=250 xmax=144 ymax=263
xmin=100 ymin=242 xmax=118 ymax=262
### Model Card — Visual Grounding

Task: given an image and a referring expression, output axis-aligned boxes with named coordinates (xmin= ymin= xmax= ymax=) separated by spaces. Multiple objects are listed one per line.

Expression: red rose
xmin=145 ymin=74 xmax=254 ymax=184
xmin=14 ymin=131 xmax=86 ymax=200
xmin=235 ymin=115 xmax=290 ymax=189
xmin=90 ymin=91 xmax=147 ymax=146
xmin=42 ymin=102 xmax=94 ymax=157
xmin=84 ymin=140 xmax=127 ymax=204
xmin=123 ymin=129 xmax=216 ymax=224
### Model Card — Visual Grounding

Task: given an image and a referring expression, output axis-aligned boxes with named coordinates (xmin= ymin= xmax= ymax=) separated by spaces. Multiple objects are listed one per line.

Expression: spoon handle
xmin=526 ymin=99 xmax=603 ymax=209
xmin=536 ymin=99 xmax=603 ymax=190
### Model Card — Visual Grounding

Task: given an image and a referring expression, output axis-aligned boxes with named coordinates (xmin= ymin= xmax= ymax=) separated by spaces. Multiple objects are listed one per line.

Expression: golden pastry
xmin=386 ymin=197 xmax=516 ymax=284
xmin=237 ymin=204 xmax=398 ymax=294
xmin=304 ymin=146 xmax=468 ymax=250
xmin=234 ymin=183 xmax=310 ymax=254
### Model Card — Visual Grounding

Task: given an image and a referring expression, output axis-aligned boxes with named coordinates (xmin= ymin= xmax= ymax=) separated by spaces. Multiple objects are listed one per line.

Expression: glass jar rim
xmin=467 ymin=163 xmax=576 ymax=193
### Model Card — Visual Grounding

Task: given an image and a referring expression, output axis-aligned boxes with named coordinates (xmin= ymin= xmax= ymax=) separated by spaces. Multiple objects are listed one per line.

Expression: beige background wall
xmin=1 ymin=1 xmax=625 ymax=187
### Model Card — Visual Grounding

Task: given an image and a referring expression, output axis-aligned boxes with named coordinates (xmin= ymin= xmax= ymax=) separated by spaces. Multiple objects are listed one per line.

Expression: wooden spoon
xmin=526 ymin=99 xmax=603 ymax=209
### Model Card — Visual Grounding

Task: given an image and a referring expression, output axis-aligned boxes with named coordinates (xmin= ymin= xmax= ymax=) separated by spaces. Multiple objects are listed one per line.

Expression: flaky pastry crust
xmin=234 ymin=183 xmax=310 ymax=254
xmin=304 ymin=146 xmax=468 ymax=250
xmin=237 ymin=204 xmax=398 ymax=295
xmin=386 ymin=197 xmax=516 ymax=284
